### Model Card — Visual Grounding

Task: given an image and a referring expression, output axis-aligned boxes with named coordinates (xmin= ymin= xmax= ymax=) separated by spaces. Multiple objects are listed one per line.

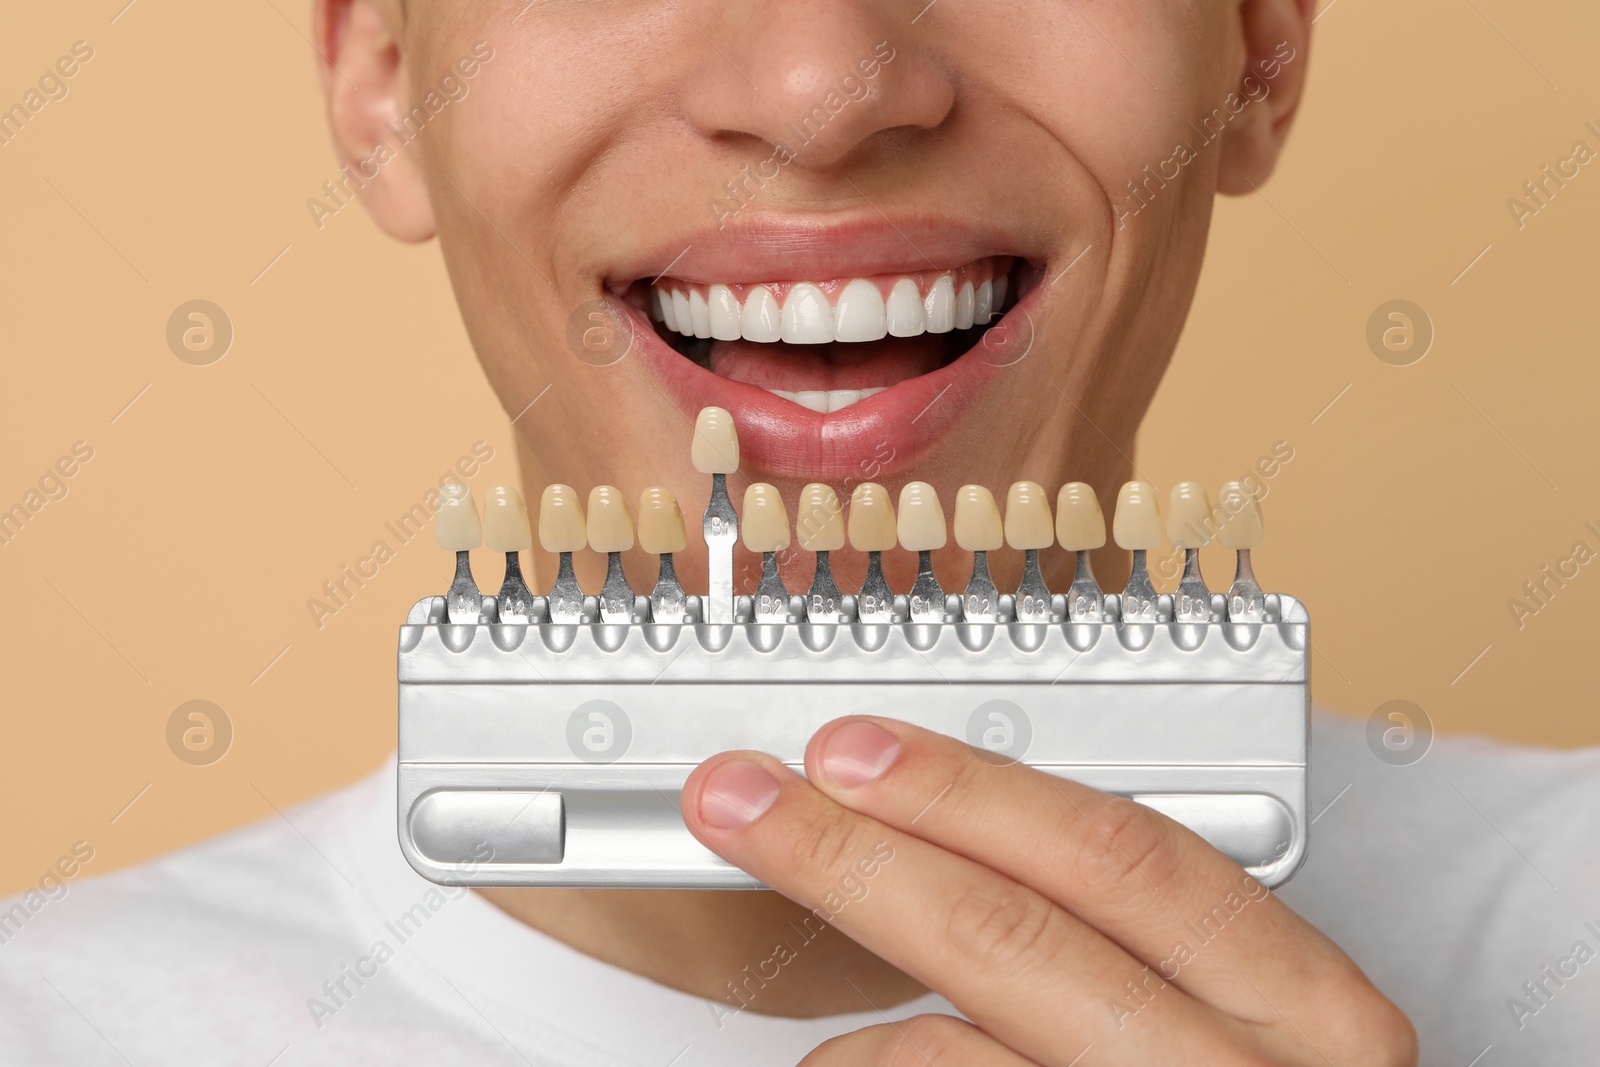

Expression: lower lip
xmin=626 ymin=292 xmax=1040 ymax=481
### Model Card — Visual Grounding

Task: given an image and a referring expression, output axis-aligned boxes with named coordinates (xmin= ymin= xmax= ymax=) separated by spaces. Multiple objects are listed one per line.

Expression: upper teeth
xmin=650 ymin=265 xmax=1008 ymax=344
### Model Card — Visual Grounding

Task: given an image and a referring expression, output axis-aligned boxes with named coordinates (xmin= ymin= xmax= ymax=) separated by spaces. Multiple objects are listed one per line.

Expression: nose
xmin=681 ymin=2 xmax=956 ymax=171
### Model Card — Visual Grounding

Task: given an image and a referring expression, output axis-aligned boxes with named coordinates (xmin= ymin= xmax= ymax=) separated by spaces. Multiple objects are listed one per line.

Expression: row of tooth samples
xmin=433 ymin=407 xmax=1266 ymax=627
xmin=650 ymin=258 xmax=1010 ymax=347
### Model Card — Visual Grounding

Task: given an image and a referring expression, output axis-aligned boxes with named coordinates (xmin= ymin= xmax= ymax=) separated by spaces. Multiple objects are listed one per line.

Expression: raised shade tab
xmin=1167 ymin=482 xmax=1215 ymax=550
xmin=637 ymin=486 xmax=687 ymax=554
xmin=1217 ymin=481 xmax=1264 ymax=549
xmin=848 ymin=482 xmax=897 ymax=552
xmin=1055 ymin=482 xmax=1106 ymax=551
xmin=539 ymin=484 xmax=587 ymax=553
xmin=954 ymin=485 xmax=1003 ymax=552
xmin=435 ymin=483 xmax=482 ymax=551
xmin=1005 ymin=481 xmax=1054 ymax=550
xmin=796 ymin=483 xmax=845 ymax=552
xmin=742 ymin=483 xmax=791 ymax=553
xmin=1113 ymin=481 xmax=1162 ymax=551
xmin=587 ymin=486 xmax=635 ymax=553
xmin=483 ymin=485 xmax=532 ymax=553
xmin=692 ymin=406 xmax=740 ymax=474
xmin=897 ymin=482 xmax=947 ymax=552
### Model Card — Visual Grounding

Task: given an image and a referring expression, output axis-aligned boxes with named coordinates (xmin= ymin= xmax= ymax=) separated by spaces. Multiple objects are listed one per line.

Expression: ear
xmin=1216 ymin=0 xmax=1315 ymax=195
xmin=313 ymin=0 xmax=435 ymax=241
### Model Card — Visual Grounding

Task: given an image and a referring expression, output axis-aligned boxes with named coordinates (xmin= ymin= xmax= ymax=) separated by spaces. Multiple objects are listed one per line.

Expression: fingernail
xmin=699 ymin=759 xmax=781 ymax=829
xmin=821 ymin=720 xmax=901 ymax=788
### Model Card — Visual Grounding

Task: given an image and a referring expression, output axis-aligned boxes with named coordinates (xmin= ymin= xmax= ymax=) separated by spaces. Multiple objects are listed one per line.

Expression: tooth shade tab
xmin=539 ymin=484 xmax=587 ymax=553
xmin=483 ymin=485 xmax=532 ymax=552
xmin=741 ymin=483 xmax=791 ymax=553
xmin=848 ymin=482 xmax=897 ymax=552
xmin=953 ymin=485 xmax=1003 ymax=552
xmin=638 ymin=486 xmax=687 ymax=554
xmin=692 ymin=406 xmax=740 ymax=474
xmin=1167 ymin=482 xmax=1215 ymax=550
xmin=435 ymin=483 xmax=482 ymax=551
xmin=897 ymin=482 xmax=947 ymax=552
xmin=1113 ymin=481 xmax=1162 ymax=551
xmin=1217 ymin=481 xmax=1264 ymax=549
xmin=1004 ymin=481 xmax=1054 ymax=550
xmin=586 ymin=485 xmax=635 ymax=553
xmin=796 ymin=483 xmax=845 ymax=552
xmin=1056 ymin=482 xmax=1106 ymax=551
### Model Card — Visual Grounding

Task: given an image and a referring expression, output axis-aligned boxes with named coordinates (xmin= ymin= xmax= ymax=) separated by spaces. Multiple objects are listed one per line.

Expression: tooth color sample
xmin=796 ymin=484 xmax=846 ymax=552
xmin=638 ymin=486 xmax=687 ymax=555
xmin=1055 ymin=483 xmax=1106 ymax=551
xmin=1217 ymin=481 xmax=1264 ymax=549
xmin=692 ymin=406 xmax=740 ymax=474
xmin=848 ymin=483 xmax=898 ymax=552
xmin=539 ymin=484 xmax=587 ymax=553
xmin=436 ymin=483 xmax=483 ymax=552
xmin=1004 ymin=481 xmax=1054 ymax=550
xmin=586 ymin=486 xmax=635 ymax=554
xmin=1167 ymin=482 xmax=1215 ymax=550
xmin=741 ymin=483 xmax=791 ymax=553
xmin=954 ymin=485 xmax=1004 ymax=552
xmin=897 ymin=482 xmax=947 ymax=552
xmin=483 ymin=485 xmax=532 ymax=553
xmin=1113 ymin=481 xmax=1162 ymax=551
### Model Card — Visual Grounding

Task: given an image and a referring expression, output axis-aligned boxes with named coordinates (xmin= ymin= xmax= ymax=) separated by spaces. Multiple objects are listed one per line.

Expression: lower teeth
xmin=765 ymin=387 xmax=887 ymax=414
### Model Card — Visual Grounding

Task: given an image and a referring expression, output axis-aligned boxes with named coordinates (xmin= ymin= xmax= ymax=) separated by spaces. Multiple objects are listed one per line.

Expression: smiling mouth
xmin=629 ymin=255 xmax=1028 ymax=416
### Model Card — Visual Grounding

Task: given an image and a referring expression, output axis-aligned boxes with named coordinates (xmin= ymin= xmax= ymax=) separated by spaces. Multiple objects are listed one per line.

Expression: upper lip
xmin=606 ymin=210 xmax=1048 ymax=289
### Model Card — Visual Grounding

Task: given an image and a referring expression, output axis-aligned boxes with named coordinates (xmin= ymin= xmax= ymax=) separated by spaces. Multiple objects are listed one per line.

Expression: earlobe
xmin=314 ymin=0 xmax=436 ymax=242
xmin=1216 ymin=0 xmax=1314 ymax=195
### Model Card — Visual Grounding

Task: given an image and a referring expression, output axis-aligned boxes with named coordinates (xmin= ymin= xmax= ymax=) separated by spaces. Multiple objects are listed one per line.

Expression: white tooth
xmin=993 ymin=274 xmax=1008 ymax=314
xmin=793 ymin=390 xmax=828 ymax=413
xmin=742 ymin=286 xmax=781 ymax=342
xmin=709 ymin=284 xmax=742 ymax=341
xmin=688 ymin=289 xmax=712 ymax=339
xmin=885 ymin=278 xmax=925 ymax=337
xmin=781 ymin=283 xmax=834 ymax=344
xmin=833 ymin=279 xmax=887 ymax=342
xmin=826 ymin=389 xmax=862 ymax=412
xmin=954 ymin=280 xmax=975 ymax=329
xmin=770 ymin=389 xmax=797 ymax=403
xmin=671 ymin=290 xmax=693 ymax=336
xmin=924 ymin=275 xmax=955 ymax=333
xmin=650 ymin=288 xmax=666 ymax=323
xmin=974 ymin=279 xmax=994 ymax=323
xmin=859 ymin=386 xmax=886 ymax=398
xmin=657 ymin=287 xmax=679 ymax=332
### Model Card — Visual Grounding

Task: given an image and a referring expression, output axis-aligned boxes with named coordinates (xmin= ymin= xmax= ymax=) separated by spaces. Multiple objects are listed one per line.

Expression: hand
xmin=681 ymin=716 xmax=1417 ymax=1065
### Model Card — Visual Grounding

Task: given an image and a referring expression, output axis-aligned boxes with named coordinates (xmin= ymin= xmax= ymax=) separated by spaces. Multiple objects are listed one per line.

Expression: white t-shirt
xmin=1 ymin=712 xmax=1596 ymax=1066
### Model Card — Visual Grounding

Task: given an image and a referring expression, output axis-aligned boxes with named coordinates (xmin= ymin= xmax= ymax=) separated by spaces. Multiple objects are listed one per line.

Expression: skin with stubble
xmin=316 ymin=0 xmax=1418 ymax=1060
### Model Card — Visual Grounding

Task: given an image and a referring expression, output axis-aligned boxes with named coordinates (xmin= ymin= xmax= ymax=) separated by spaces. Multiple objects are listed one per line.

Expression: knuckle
xmin=788 ymin=805 xmax=864 ymax=876
xmin=944 ymin=881 xmax=1066 ymax=973
xmin=885 ymin=1014 xmax=979 ymax=1066
xmin=1061 ymin=794 xmax=1181 ymax=896
xmin=799 ymin=1017 xmax=978 ymax=1067
xmin=1340 ymin=986 xmax=1419 ymax=1066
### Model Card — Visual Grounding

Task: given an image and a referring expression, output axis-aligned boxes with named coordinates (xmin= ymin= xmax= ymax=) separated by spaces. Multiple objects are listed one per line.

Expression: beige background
xmin=2 ymin=1 xmax=1596 ymax=895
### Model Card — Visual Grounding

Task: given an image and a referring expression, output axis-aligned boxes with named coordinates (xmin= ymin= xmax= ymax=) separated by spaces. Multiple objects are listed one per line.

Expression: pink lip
xmin=606 ymin=212 xmax=1050 ymax=482
xmin=608 ymin=212 xmax=1047 ymax=288
xmin=625 ymin=293 xmax=1043 ymax=483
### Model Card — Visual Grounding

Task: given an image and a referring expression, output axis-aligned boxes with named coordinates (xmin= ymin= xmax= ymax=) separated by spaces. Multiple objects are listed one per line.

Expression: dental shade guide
xmin=1057 ymin=482 xmax=1106 ymax=623
xmin=400 ymin=409 xmax=1310 ymax=891
xmin=436 ymin=483 xmax=484 ymax=624
xmin=639 ymin=487 xmax=689 ymax=624
xmin=954 ymin=485 xmax=1003 ymax=623
xmin=694 ymin=406 xmax=740 ymax=625
xmin=798 ymin=483 xmax=846 ymax=624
